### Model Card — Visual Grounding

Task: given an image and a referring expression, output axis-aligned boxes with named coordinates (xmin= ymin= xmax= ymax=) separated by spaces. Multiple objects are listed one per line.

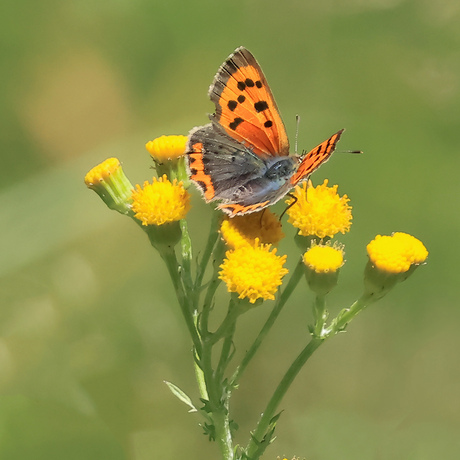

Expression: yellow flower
xmin=84 ymin=157 xmax=121 ymax=186
xmin=146 ymin=135 xmax=187 ymax=161
xmin=84 ymin=157 xmax=133 ymax=213
xmin=220 ymin=210 xmax=285 ymax=249
xmin=303 ymin=242 xmax=344 ymax=296
xmin=303 ymin=243 xmax=344 ymax=273
xmin=219 ymin=241 xmax=289 ymax=304
xmin=367 ymin=232 xmax=428 ymax=274
xmin=131 ymin=175 xmax=190 ymax=226
xmin=286 ymin=180 xmax=352 ymax=239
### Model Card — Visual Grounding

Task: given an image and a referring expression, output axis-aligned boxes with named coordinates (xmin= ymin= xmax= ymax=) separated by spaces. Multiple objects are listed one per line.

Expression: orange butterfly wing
xmin=209 ymin=47 xmax=290 ymax=157
xmin=290 ymin=129 xmax=344 ymax=185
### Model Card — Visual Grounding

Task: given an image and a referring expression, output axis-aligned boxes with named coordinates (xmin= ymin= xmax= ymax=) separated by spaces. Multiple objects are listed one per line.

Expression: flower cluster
xmin=85 ymin=137 xmax=428 ymax=305
xmin=85 ymin=132 xmax=428 ymax=460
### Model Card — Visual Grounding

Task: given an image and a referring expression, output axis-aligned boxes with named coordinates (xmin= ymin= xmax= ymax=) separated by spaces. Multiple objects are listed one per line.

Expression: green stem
xmin=193 ymin=311 xmax=209 ymax=401
xmin=200 ymin=239 xmax=226 ymax=337
xmin=245 ymin=338 xmax=323 ymax=459
xmin=215 ymin=323 xmax=236 ymax=390
xmin=230 ymin=259 xmax=304 ymax=387
xmin=214 ymin=297 xmax=243 ymax=385
xmin=214 ymin=404 xmax=234 ymax=460
xmin=200 ymin=334 xmax=219 ymax=404
xmin=180 ymin=218 xmax=194 ymax=299
xmin=326 ymin=293 xmax=372 ymax=336
xmin=313 ymin=294 xmax=328 ymax=338
xmin=160 ymin=248 xmax=202 ymax=355
xmin=195 ymin=212 xmax=221 ymax=291
xmin=208 ymin=297 xmax=241 ymax=345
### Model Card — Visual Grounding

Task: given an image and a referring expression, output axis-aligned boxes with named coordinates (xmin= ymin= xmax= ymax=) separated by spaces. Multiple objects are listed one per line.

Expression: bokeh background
xmin=1 ymin=0 xmax=459 ymax=458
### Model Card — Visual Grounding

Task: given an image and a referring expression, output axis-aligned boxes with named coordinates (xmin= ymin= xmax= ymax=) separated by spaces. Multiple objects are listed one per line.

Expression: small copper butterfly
xmin=186 ymin=47 xmax=344 ymax=216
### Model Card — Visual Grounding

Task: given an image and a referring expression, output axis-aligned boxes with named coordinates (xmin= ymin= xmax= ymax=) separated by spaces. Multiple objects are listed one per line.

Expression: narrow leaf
xmin=164 ymin=380 xmax=197 ymax=412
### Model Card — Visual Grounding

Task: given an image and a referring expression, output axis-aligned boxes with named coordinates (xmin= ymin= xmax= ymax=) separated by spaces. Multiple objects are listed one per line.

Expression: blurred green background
xmin=1 ymin=0 xmax=459 ymax=458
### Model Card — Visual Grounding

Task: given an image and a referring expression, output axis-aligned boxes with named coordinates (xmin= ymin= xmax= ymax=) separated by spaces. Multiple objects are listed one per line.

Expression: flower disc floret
xmin=146 ymin=135 xmax=187 ymax=161
xmin=219 ymin=241 xmax=288 ymax=303
xmin=367 ymin=232 xmax=428 ymax=274
xmin=131 ymin=175 xmax=190 ymax=226
xmin=286 ymin=180 xmax=352 ymax=238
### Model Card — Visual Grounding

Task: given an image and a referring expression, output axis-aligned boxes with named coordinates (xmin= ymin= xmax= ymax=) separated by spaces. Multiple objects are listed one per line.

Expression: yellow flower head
xmin=146 ymin=135 xmax=187 ymax=162
xmin=84 ymin=157 xmax=121 ymax=186
xmin=84 ymin=157 xmax=133 ymax=213
xmin=303 ymin=242 xmax=345 ymax=273
xmin=286 ymin=180 xmax=352 ymax=239
xmin=219 ymin=241 xmax=289 ymax=304
xmin=367 ymin=232 xmax=428 ymax=274
xmin=220 ymin=210 xmax=285 ymax=249
xmin=131 ymin=175 xmax=190 ymax=226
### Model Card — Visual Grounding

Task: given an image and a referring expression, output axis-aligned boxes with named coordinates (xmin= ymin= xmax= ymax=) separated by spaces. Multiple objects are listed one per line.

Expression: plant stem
xmin=244 ymin=337 xmax=323 ymax=459
xmin=313 ymin=294 xmax=327 ymax=338
xmin=325 ymin=293 xmax=372 ymax=336
xmin=160 ymin=248 xmax=201 ymax=355
xmin=200 ymin=239 xmax=226 ymax=336
xmin=195 ymin=212 xmax=221 ymax=291
xmin=230 ymin=259 xmax=304 ymax=387
xmin=214 ymin=403 xmax=234 ymax=460
xmin=180 ymin=218 xmax=194 ymax=298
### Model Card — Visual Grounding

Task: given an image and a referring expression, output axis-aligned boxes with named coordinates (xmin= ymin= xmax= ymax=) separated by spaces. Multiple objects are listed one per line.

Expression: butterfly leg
xmin=279 ymin=193 xmax=297 ymax=221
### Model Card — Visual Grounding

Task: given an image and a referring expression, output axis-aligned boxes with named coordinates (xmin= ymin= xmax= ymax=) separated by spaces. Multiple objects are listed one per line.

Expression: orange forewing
xmin=290 ymin=129 xmax=344 ymax=185
xmin=209 ymin=47 xmax=289 ymax=157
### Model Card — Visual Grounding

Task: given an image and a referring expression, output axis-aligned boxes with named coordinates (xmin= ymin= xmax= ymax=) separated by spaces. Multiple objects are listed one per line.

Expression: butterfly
xmin=186 ymin=46 xmax=344 ymax=217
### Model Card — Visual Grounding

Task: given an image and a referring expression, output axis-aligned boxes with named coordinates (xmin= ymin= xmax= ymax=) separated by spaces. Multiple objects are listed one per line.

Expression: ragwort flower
xmin=131 ymin=175 xmax=190 ymax=226
xmin=219 ymin=240 xmax=288 ymax=304
xmin=363 ymin=232 xmax=428 ymax=302
xmin=286 ymin=180 xmax=352 ymax=239
xmin=84 ymin=157 xmax=133 ymax=214
xmin=303 ymin=243 xmax=345 ymax=274
xmin=146 ymin=135 xmax=187 ymax=162
xmin=220 ymin=210 xmax=285 ymax=249
xmin=367 ymin=232 xmax=428 ymax=274
xmin=303 ymin=242 xmax=345 ymax=296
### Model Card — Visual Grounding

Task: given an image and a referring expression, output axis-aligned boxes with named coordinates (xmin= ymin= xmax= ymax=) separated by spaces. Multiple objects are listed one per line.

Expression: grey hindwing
xmin=188 ymin=124 xmax=267 ymax=199
xmin=187 ymin=123 xmax=297 ymax=206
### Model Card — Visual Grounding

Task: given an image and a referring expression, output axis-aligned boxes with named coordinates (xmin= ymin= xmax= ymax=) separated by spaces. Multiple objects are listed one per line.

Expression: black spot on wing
xmin=229 ymin=117 xmax=244 ymax=131
xmin=228 ymin=100 xmax=237 ymax=111
xmin=254 ymin=100 xmax=269 ymax=112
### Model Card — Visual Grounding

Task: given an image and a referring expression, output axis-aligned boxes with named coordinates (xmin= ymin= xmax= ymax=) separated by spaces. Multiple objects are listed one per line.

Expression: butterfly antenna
xmin=295 ymin=115 xmax=301 ymax=155
xmin=339 ymin=149 xmax=363 ymax=154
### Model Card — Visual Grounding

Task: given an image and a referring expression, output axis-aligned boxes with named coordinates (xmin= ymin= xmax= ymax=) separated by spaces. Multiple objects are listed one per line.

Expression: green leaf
xmin=164 ymin=381 xmax=197 ymax=412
